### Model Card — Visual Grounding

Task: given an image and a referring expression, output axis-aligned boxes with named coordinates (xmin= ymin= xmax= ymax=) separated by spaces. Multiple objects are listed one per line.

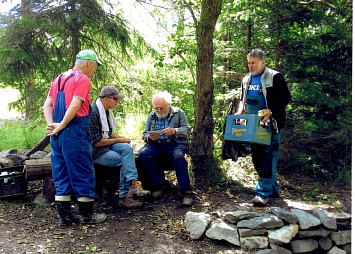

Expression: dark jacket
xmin=89 ymin=101 xmax=111 ymax=160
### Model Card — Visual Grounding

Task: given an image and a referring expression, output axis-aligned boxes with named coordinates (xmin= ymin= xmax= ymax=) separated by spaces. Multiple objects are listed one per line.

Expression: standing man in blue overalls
xmin=235 ymin=49 xmax=291 ymax=206
xmin=44 ymin=49 xmax=106 ymax=227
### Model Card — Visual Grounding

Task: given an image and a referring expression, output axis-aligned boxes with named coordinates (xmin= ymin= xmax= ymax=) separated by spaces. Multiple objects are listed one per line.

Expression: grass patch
xmin=0 ymin=113 xmax=147 ymax=152
xmin=0 ymin=120 xmax=46 ymax=151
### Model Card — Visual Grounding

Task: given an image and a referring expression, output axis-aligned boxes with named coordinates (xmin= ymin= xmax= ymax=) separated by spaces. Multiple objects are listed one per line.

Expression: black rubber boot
xmin=78 ymin=202 xmax=107 ymax=224
xmin=56 ymin=201 xmax=79 ymax=229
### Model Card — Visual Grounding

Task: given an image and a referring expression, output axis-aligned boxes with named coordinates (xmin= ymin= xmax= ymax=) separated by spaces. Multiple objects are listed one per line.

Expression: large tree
xmin=187 ymin=0 xmax=224 ymax=186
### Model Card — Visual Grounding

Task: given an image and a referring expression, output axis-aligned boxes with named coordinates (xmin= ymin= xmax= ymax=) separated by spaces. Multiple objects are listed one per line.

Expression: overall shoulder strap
xmin=57 ymin=74 xmax=64 ymax=92
xmin=59 ymin=72 xmax=79 ymax=91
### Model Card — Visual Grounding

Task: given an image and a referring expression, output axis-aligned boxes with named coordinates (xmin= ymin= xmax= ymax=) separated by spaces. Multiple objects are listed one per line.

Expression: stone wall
xmin=185 ymin=204 xmax=351 ymax=253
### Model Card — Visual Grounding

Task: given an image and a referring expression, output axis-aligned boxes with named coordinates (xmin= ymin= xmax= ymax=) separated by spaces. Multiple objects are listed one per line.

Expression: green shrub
xmin=0 ymin=120 xmax=46 ymax=151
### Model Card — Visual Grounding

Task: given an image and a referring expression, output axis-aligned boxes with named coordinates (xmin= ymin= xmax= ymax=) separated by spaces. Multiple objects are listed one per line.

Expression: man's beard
xmin=156 ymin=111 xmax=169 ymax=119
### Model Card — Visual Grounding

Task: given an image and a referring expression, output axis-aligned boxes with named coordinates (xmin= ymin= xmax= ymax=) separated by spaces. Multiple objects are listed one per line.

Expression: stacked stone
xmin=185 ymin=205 xmax=351 ymax=253
xmin=0 ymin=148 xmax=49 ymax=168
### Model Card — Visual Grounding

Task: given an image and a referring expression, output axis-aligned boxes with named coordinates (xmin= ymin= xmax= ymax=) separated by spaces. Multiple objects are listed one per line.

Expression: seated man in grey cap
xmin=89 ymin=86 xmax=150 ymax=208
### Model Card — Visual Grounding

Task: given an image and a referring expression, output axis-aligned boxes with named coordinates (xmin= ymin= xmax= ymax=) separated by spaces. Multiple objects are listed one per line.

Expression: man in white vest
xmin=235 ymin=49 xmax=291 ymax=206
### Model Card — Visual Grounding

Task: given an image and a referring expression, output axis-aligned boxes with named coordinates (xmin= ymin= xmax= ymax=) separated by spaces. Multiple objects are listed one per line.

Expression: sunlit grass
xmin=0 ymin=113 xmax=148 ymax=152
xmin=0 ymin=114 xmax=148 ymax=152
xmin=0 ymin=120 xmax=47 ymax=151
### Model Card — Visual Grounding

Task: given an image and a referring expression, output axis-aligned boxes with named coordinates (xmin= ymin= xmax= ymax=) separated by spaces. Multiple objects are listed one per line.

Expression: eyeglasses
xmin=154 ymin=107 xmax=165 ymax=111
xmin=108 ymin=97 xmax=119 ymax=102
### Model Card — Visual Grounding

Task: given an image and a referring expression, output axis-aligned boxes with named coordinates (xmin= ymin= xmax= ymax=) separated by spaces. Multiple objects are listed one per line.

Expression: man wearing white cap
xmin=44 ymin=49 xmax=106 ymax=228
xmin=89 ymin=86 xmax=150 ymax=208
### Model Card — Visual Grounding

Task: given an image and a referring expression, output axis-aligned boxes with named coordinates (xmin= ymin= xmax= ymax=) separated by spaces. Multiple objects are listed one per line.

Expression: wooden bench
xmin=22 ymin=137 xmax=179 ymax=202
xmin=25 ymin=159 xmax=122 ymax=203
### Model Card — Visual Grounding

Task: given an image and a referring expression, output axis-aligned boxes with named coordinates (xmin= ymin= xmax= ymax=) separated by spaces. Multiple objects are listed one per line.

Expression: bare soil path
xmin=0 ymin=158 xmax=351 ymax=254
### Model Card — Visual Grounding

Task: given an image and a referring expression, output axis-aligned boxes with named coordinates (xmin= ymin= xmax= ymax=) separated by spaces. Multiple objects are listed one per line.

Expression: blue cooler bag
xmin=224 ymin=114 xmax=271 ymax=145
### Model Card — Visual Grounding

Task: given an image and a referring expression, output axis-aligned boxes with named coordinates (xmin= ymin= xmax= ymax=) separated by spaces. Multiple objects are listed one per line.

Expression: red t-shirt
xmin=48 ymin=69 xmax=91 ymax=117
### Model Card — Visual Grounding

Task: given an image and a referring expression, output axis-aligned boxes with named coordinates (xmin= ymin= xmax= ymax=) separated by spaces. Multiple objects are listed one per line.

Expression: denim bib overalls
xmin=246 ymin=84 xmax=281 ymax=199
xmin=50 ymin=73 xmax=96 ymax=200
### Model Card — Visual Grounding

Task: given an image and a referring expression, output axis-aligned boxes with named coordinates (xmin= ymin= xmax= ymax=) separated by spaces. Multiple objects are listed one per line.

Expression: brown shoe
xmin=128 ymin=180 xmax=150 ymax=197
xmin=181 ymin=190 xmax=194 ymax=207
xmin=119 ymin=196 xmax=143 ymax=208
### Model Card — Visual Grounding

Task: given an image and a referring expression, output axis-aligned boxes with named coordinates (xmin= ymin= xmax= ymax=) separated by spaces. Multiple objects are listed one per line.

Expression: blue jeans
xmin=252 ymin=130 xmax=282 ymax=199
xmin=94 ymin=143 xmax=138 ymax=198
xmin=138 ymin=143 xmax=191 ymax=192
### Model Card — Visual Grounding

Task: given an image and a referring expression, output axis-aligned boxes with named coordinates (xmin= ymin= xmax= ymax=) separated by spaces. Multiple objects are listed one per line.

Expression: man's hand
xmin=162 ymin=127 xmax=176 ymax=136
xmin=234 ymin=101 xmax=245 ymax=115
xmin=258 ymin=109 xmax=272 ymax=123
xmin=119 ymin=137 xmax=131 ymax=144
xmin=148 ymin=127 xmax=175 ymax=141
xmin=148 ymin=132 xmax=159 ymax=141
xmin=46 ymin=123 xmax=63 ymax=136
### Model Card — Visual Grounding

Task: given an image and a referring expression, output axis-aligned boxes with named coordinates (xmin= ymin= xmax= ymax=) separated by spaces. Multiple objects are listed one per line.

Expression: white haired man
xmin=138 ymin=91 xmax=194 ymax=206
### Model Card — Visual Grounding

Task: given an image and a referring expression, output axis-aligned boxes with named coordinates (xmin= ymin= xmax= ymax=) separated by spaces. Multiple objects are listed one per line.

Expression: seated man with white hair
xmin=138 ymin=91 xmax=194 ymax=207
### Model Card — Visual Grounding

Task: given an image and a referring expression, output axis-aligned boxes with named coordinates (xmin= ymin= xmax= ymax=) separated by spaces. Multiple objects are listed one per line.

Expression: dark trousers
xmin=138 ymin=143 xmax=191 ymax=192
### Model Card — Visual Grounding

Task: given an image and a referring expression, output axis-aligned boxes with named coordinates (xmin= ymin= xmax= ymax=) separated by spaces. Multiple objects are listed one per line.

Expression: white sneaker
xmin=252 ymin=196 xmax=269 ymax=206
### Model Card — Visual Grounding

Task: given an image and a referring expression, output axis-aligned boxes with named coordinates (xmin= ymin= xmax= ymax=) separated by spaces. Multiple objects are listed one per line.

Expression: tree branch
xmin=134 ymin=0 xmax=196 ymax=84
xmin=136 ymin=0 xmax=172 ymax=35
xmin=297 ymin=0 xmax=337 ymax=10
xmin=135 ymin=0 xmax=171 ymax=10
xmin=176 ymin=51 xmax=196 ymax=84
xmin=297 ymin=0 xmax=349 ymax=18
xmin=184 ymin=1 xmax=198 ymax=27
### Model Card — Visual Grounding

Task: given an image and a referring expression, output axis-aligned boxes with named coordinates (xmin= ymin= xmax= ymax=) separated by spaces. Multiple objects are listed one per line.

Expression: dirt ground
xmin=0 ymin=157 xmax=351 ymax=254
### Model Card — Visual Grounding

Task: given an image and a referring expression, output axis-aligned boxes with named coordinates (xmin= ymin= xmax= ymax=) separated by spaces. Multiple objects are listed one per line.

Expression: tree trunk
xmin=69 ymin=0 xmax=81 ymax=65
xmin=21 ymin=0 xmax=36 ymax=120
xmin=246 ymin=23 xmax=252 ymax=72
xmin=275 ymin=0 xmax=280 ymax=71
xmin=191 ymin=0 xmax=223 ymax=187
xmin=25 ymin=72 xmax=36 ymax=120
xmin=246 ymin=0 xmax=252 ymax=72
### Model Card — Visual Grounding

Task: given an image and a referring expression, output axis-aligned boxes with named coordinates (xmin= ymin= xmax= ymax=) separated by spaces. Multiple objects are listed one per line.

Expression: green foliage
xmin=211 ymin=0 xmax=352 ymax=186
xmin=279 ymin=1 xmax=352 ymax=186
xmin=303 ymin=184 xmax=332 ymax=201
xmin=0 ymin=0 xmax=155 ymax=120
xmin=334 ymin=167 xmax=352 ymax=187
xmin=86 ymin=245 xmax=97 ymax=252
xmin=0 ymin=120 xmax=46 ymax=150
